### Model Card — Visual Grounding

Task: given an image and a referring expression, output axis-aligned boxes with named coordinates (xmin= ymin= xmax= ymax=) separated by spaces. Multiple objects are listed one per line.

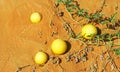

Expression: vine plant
xmin=56 ymin=0 xmax=120 ymax=55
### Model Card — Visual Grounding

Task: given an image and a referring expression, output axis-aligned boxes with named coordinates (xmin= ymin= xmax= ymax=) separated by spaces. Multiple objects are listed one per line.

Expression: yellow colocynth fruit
xmin=81 ymin=24 xmax=97 ymax=39
xmin=30 ymin=12 xmax=41 ymax=23
xmin=51 ymin=39 xmax=67 ymax=55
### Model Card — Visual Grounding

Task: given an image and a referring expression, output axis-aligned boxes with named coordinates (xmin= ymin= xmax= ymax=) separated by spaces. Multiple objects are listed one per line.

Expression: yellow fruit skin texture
xmin=81 ymin=24 xmax=97 ymax=39
xmin=34 ymin=52 xmax=48 ymax=65
xmin=51 ymin=39 xmax=67 ymax=55
xmin=30 ymin=12 xmax=41 ymax=23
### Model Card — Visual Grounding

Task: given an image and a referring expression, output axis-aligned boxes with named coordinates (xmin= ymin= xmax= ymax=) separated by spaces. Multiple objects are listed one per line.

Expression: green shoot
xmin=109 ymin=12 xmax=117 ymax=24
xmin=75 ymin=32 xmax=82 ymax=39
xmin=77 ymin=9 xmax=88 ymax=16
xmin=115 ymin=31 xmax=120 ymax=45
xmin=107 ymin=41 xmax=114 ymax=48
xmin=113 ymin=48 xmax=120 ymax=55
xmin=91 ymin=13 xmax=104 ymax=19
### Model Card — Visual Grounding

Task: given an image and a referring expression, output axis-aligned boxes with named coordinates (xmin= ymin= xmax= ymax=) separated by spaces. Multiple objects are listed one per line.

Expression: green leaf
xmin=99 ymin=20 xmax=109 ymax=25
xmin=69 ymin=4 xmax=78 ymax=9
xmin=115 ymin=31 xmax=120 ymax=38
xmin=77 ymin=9 xmax=87 ymax=17
xmin=75 ymin=32 xmax=81 ymax=39
xmin=109 ymin=12 xmax=117 ymax=23
xmin=107 ymin=41 xmax=114 ymax=47
xmin=92 ymin=13 xmax=103 ymax=19
xmin=67 ymin=8 xmax=74 ymax=12
xmin=95 ymin=34 xmax=104 ymax=40
xmin=66 ymin=0 xmax=73 ymax=4
xmin=85 ymin=13 xmax=90 ymax=19
xmin=113 ymin=48 xmax=120 ymax=55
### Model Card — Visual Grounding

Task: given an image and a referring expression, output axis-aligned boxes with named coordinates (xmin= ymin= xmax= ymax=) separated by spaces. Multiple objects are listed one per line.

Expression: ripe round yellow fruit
xmin=30 ymin=12 xmax=41 ymax=23
xmin=34 ymin=52 xmax=48 ymax=65
xmin=51 ymin=39 xmax=67 ymax=55
xmin=81 ymin=24 xmax=97 ymax=39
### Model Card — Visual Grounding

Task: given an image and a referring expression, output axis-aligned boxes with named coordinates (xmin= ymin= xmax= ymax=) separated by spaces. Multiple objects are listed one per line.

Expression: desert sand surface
xmin=0 ymin=0 xmax=120 ymax=72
